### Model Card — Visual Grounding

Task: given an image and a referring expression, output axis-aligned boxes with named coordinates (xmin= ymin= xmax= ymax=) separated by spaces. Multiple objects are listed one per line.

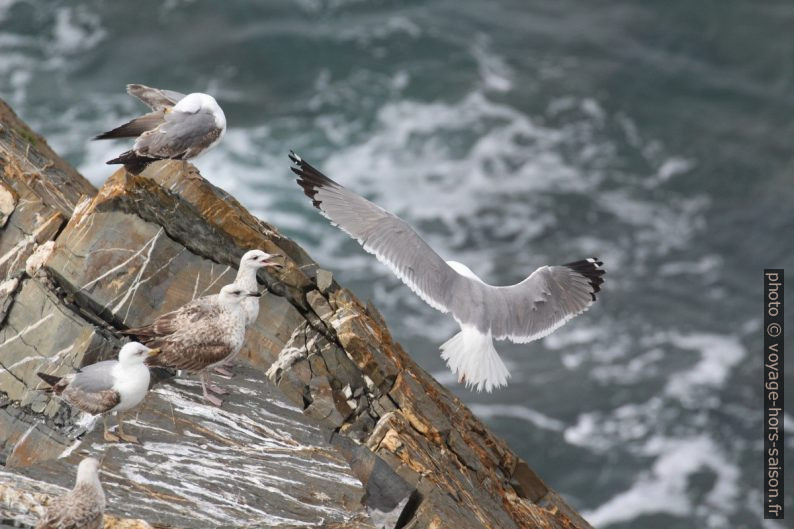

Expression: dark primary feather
xmin=93 ymin=111 xmax=165 ymax=140
xmin=105 ymin=150 xmax=156 ymax=175
xmin=37 ymin=372 xmax=63 ymax=393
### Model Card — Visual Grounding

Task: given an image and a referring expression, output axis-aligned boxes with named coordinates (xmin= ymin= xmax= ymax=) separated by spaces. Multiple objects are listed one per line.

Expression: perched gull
xmin=125 ymin=284 xmax=260 ymax=406
xmin=290 ymin=152 xmax=605 ymax=392
xmin=37 ymin=342 xmax=160 ymax=443
xmin=36 ymin=457 xmax=105 ymax=529
xmin=94 ymin=83 xmax=226 ymax=175
xmin=214 ymin=249 xmax=283 ymax=377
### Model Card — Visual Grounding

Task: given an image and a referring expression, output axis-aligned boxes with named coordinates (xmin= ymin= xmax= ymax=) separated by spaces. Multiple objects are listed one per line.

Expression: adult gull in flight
xmin=94 ymin=83 xmax=226 ymax=174
xmin=35 ymin=457 xmax=105 ymax=529
xmin=289 ymin=152 xmax=605 ymax=392
xmin=37 ymin=342 xmax=160 ymax=443
xmin=125 ymin=284 xmax=260 ymax=407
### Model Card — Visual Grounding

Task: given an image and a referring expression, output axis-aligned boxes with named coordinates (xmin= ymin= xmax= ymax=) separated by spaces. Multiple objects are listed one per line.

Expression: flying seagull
xmin=36 ymin=457 xmax=105 ymax=529
xmin=214 ymin=249 xmax=283 ymax=377
xmin=93 ymin=83 xmax=226 ymax=175
xmin=124 ymin=284 xmax=259 ymax=407
xmin=289 ymin=152 xmax=605 ymax=392
xmin=37 ymin=342 xmax=160 ymax=443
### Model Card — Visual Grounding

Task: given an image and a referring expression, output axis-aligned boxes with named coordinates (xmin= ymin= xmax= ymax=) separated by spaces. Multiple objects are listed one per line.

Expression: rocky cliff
xmin=0 ymin=98 xmax=593 ymax=529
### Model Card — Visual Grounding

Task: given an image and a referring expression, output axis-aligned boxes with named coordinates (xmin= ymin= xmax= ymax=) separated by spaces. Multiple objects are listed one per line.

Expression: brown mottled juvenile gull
xmin=125 ymin=284 xmax=260 ymax=407
xmin=290 ymin=152 xmax=605 ymax=393
xmin=37 ymin=342 xmax=160 ymax=443
xmin=93 ymin=83 xmax=226 ymax=175
xmin=35 ymin=457 xmax=104 ymax=529
xmin=214 ymin=249 xmax=283 ymax=377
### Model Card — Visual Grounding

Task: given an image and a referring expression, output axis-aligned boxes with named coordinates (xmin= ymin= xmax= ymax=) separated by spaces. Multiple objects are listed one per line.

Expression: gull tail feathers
xmin=440 ymin=326 xmax=509 ymax=393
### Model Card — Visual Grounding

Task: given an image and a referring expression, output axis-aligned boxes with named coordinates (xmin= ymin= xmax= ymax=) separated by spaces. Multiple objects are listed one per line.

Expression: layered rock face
xmin=0 ymin=98 xmax=593 ymax=529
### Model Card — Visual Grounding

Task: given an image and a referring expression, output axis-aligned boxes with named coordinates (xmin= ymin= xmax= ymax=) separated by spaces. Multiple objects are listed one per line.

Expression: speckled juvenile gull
xmin=214 ymin=249 xmax=283 ymax=377
xmin=125 ymin=284 xmax=259 ymax=406
xmin=35 ymin=457 xmax=104 ymax=529
xmin=37 ymin=342 xmax=160 ymax=443
xmin=290 ymin=152 xmax=605 ymax=392
xmin=94 ymin=83 xmax=226 ymax=174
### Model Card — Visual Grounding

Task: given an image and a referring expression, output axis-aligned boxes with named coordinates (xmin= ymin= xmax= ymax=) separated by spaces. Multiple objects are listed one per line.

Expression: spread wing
xmin=290 ymin=153 xmax=605 ymax=343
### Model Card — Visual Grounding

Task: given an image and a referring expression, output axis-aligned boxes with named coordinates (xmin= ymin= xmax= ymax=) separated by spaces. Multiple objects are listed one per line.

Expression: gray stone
xmin=316 ymin=268 xmax=333 ymax=293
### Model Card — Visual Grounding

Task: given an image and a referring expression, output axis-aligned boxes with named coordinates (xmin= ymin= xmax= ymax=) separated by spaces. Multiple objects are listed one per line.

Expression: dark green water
xmin=1 ymin=1 xmax=792 ymax=527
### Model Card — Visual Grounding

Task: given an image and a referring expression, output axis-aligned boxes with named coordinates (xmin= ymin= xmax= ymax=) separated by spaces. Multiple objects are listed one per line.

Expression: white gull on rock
xmin=37 ymin=342 xmax=160 ymax=443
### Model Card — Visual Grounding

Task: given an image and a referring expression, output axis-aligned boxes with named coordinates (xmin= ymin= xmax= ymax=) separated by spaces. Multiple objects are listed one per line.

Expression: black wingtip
xmin=289 ymin=151 xmax=336 ymax=209
xmin=106 ymin=151 xmax=154 ymax=175
xmin=563 ymin=257 xmax=605 ymax=301
xmin=36 ymin=372 xmax=61 ymax=387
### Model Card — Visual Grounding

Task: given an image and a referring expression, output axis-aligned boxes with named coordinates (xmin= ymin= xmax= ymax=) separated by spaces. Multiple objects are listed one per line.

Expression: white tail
xmin=439 ymin=325 xmax=510 ymax=392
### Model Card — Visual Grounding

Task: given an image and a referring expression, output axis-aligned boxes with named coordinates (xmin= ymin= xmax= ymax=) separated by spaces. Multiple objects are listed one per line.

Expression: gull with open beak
xmin=213 ymin=249 xmax=283 ymax=377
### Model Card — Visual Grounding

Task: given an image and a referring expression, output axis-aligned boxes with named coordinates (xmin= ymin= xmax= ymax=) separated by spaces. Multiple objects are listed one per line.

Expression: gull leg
xmin=103 ymin=415 xmax=120 ymax=443
xmin=213 ymin=364 xmax=234 ymax=378
xmin=116 ymin=413 xmax=139 ymax=444
xmin=208 ymin=383 xmax=229 ymax=395
xmin=200 ymin=372 xmax=224 ymax=407
xmin=206 ymin=371 xmax=229 ymax=395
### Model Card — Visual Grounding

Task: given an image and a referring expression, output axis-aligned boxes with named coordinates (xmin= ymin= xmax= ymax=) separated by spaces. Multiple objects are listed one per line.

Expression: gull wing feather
xmin=126 ymin=83 xmax=186 ymax=111
xmin=132 ymin=111 xmax=220 ymax=160
xmin=290 ymin=153 xmax=604 ymax=343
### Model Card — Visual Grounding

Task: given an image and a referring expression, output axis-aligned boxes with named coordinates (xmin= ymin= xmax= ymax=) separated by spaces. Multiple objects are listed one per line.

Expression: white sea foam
xmin=584 ymin=436 xmax=740 ymax=528
xmin=664 ymin=332 xmax=745 ymax=400
xmin=468 ymin=403 xmax=565 ymax=432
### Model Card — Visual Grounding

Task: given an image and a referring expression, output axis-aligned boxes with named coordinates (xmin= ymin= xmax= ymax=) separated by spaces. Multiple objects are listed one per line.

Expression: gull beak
xmin=260 ymin=255 xmax=284 ymax=269
xmin=247 ymin=290 xmax=262 ymax=298
xmin=147 ymin=348 xmax=161 ymax=357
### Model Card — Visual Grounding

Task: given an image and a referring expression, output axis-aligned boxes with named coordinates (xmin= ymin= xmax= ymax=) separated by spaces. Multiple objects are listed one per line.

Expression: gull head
xmin=76 ymin=457 xmax=101 ymax=485
xmin=240 ymin=249 xmax=283 ymax=270
xmin=118 ymin=342 xmax=160 ymax=365
xmin=174 ymin=92 xmax=226 ymax=130
xmin=218 ymin=284 xmax=261 ymax=304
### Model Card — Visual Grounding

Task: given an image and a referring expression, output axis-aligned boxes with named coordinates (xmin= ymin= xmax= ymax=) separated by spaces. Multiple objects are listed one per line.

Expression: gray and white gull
xmin=37 ymin=342 xmax=160 ymax=443
xmin=290 ymin=152 xmax=605 ymax=392
xmin=36 ymin=457 xmax=105 ymax=529
xmin=94 ymin=83 xmax=226 ymax=174
xmin=125 ymin=284 xmax=260 ymax=406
